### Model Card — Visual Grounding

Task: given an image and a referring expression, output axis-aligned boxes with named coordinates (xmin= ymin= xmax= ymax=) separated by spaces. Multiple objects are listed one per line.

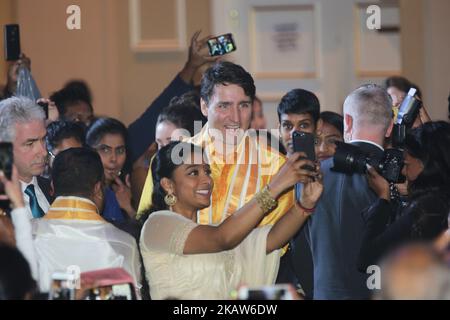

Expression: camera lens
xmin=332 ymin=142 xmax=367 ymax=175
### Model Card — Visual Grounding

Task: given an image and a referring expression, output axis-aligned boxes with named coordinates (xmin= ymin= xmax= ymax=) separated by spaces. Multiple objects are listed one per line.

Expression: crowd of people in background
xmin=0 ymin=31 xmax=449 ymax=300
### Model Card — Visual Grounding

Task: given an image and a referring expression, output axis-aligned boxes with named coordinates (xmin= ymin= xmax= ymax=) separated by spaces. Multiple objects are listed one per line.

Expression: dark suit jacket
xmin=301 ymin=141 xmax=383 ymax=300
xmin=4 ymin=176 xmax=54 ymax=218
xmin=37 ymin=176 xmax=55 ymax=205
xmin=127 ymin=74 xmax=194 ymax=163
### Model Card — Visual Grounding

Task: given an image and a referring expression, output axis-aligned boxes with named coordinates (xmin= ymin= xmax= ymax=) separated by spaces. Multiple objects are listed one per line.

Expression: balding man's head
xmin=343 ymin=84 xmax=393 ymax=144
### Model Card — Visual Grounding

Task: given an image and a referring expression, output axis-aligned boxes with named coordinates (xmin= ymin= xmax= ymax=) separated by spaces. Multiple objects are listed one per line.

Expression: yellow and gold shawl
xmin=137 ymin=125 xmax=294 ymax=227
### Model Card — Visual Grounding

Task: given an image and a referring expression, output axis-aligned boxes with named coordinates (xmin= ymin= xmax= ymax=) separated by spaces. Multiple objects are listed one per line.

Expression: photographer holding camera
xmin=302 ymin=84 xmax=394 ymax=299
xmin=357 ymin=121 xmax=450 ymax=272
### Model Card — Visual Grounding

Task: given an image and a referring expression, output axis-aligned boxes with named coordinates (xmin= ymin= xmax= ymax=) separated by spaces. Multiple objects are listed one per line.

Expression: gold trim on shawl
xmin=45 ymin=197 xmax=104 ymax=222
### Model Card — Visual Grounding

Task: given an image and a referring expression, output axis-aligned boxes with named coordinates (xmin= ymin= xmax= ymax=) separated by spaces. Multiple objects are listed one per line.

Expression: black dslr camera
xmin=392 ymin=88 xmax=422 ymax=148
xmin=332 ymin=141 xmax=405 ymax=183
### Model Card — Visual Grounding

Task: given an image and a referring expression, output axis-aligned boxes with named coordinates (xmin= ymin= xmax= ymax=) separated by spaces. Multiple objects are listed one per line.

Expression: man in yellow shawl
xmin=138 ymin=61 xmax=294 ymax=227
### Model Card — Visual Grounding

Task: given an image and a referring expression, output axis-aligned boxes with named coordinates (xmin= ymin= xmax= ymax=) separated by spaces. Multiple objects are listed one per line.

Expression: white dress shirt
xmin=349 ymin=139 xmax=384 ymax=151
xmin=20 ymin=176 xmax=50 ymax=220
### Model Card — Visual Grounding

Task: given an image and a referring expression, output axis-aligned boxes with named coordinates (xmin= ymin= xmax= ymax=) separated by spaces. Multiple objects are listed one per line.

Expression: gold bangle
xmin=254 ymin=186 xmax=278 ymax=215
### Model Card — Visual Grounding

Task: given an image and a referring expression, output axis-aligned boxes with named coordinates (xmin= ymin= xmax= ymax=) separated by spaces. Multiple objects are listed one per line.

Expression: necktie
xmin=25 ymin=184 xmax=45 ymax=218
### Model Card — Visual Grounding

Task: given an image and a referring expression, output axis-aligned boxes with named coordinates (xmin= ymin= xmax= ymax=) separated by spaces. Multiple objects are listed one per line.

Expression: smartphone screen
xmin=207 ymin=33 xmax=236 ymax=56
xmin=4 ymin=24 xmax=21 ymax=61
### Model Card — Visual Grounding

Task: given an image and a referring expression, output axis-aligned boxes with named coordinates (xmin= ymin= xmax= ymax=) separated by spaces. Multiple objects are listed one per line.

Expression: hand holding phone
xmin=207 ymin=33 xmax=236 ymax=57
xmin=0 ymin=153 xmax=25 ymax=212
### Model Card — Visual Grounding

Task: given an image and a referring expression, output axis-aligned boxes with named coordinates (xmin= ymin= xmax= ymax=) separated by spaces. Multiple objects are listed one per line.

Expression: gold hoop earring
xmin=164 ymin=193 xmax=177 ymax=207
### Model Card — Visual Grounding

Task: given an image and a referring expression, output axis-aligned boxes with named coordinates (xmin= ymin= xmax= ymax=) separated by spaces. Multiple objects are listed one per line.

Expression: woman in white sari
xmin=139 ymin=142 xmax=323 ymax=300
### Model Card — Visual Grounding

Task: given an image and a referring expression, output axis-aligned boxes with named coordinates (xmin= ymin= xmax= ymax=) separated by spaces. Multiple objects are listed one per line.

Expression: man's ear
xmin=344 ymin=114 xmax=353 ymax=142
xmin=344 ymin=114 xmax=353 ymax=134
xmin=160 ymin=177 xmax=173 ymax=194
xmin=200 ymin=98 xmax=209 ymax=118
xmin=385 ymin=118 xmax=394 ymax=138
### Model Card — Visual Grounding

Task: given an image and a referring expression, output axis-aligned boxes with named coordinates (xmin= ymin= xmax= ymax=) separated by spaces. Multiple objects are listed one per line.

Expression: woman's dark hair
xmin=408 ymin=193 xmax=449 ymax=240
xmin=46 ymin=120 xmax=86 ymax=153
xmin=319 ymin=111 xmax=343 ymax=135
xmin=139 ymin=141 xmax=204 ymax=224
xmin=86 ymin=117 xmax=128 ymax=147
xmin=384 ymin=76 xmax=422 ymax=99
xmin=201 ymin=61 xmax=256 ymax=105
xmin=0 ymin=245 xmax=36 ymax=300
xmin=50 ymin=80 xmax=93 ymax=117
xmin=277 ymin=89 xmax=320 ymax=123
xmin=63 ymin=80 xmax=93 ymax=104
xmin=86 ymin=117 xmax=131 ymax=177
xmin=157 ymin=92 xmax=207 ymax=137
xmin=405 ymin=121 xmax=450 ymax=198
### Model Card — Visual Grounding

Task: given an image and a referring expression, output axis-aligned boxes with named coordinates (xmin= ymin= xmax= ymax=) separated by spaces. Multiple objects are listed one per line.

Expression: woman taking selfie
xmin=139 ymin=141 xmax=323 ymax=300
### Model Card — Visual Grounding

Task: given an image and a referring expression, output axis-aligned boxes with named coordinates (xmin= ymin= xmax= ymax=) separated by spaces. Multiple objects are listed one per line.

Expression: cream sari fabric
xmin=140 ymin=210 xmax=281 ymax=300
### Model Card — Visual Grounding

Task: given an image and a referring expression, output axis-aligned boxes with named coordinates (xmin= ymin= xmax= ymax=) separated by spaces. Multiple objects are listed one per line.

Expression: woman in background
xmin=314 ymin=111 xmax=344 ymax=162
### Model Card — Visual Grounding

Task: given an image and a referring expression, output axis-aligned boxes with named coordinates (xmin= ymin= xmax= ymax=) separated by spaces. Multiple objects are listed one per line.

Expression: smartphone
xmin=237 ymin=284 xmax=295 ymax=300
xmin=0 ymin=142 xmax=13 ymax=180
xmin=207 ymin=33 xmax=236 ymax=57
xmin=81 ymin=268 xmax=136 ymax=300
xmin=85 ymin=283 xmax=134 ymax=300
xmin=4 ymin=24 xmax=21 ymax=61
xmin=37 ymin=101 xmax=49 ymax=119
xmin=292 ymin=131 xmax=316 ymax=171
xmin=0 ymin=143 xmax=12 ymax=211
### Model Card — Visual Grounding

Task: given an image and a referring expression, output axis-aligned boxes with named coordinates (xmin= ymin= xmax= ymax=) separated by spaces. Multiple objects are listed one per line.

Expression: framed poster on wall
xmin=129 ymin=0 xmax=187 ymax=52
xmin=249 ymin=4 xmax=318 ymax=79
